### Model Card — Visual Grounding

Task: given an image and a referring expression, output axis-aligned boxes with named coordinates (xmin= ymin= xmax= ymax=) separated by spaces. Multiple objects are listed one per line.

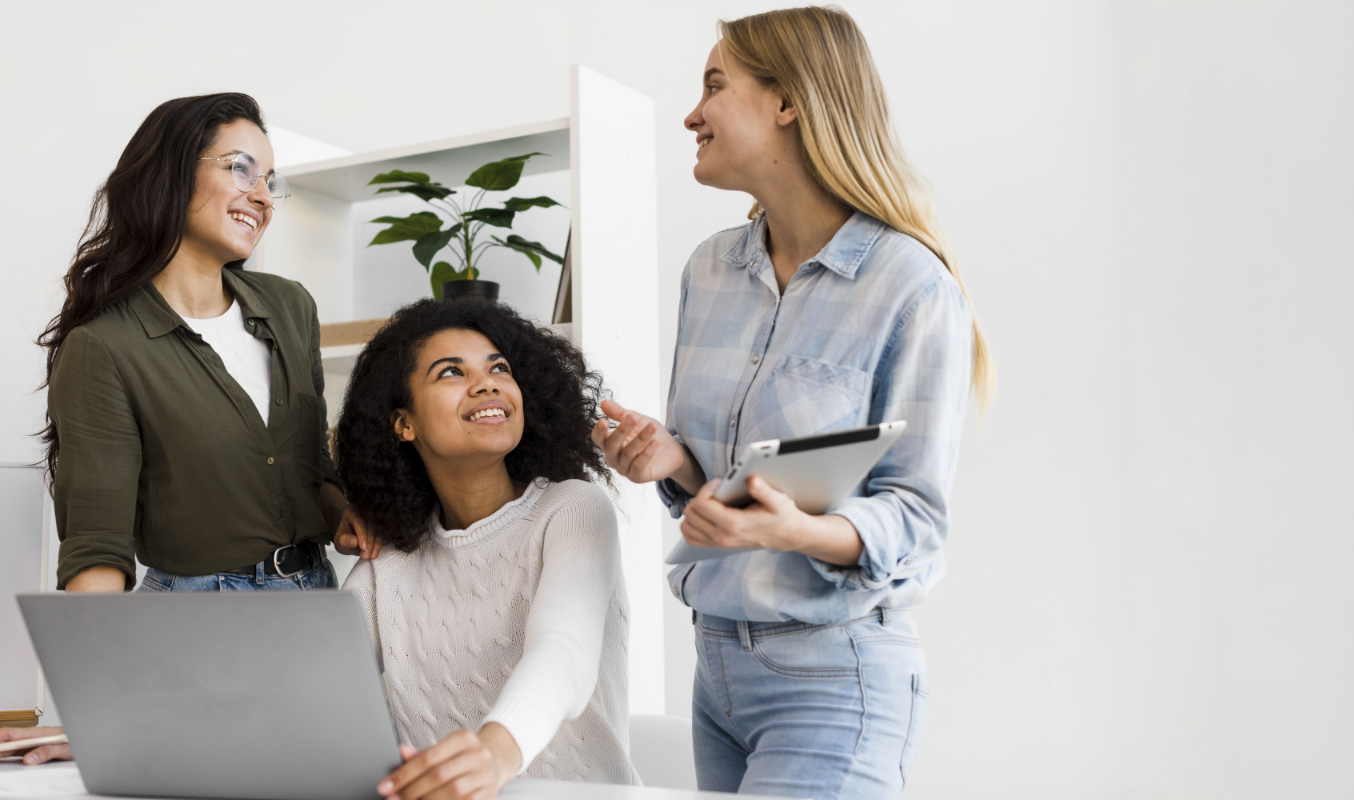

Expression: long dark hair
xmin=336 ymin=297 xmax=611 ymax=552
xmin=37 ymin=93 xmax=267 ymax=483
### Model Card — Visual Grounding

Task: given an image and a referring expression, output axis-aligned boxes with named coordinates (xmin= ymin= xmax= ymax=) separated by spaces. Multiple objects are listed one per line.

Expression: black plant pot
xmin=441 ymin=280 xmax=500 ymax=303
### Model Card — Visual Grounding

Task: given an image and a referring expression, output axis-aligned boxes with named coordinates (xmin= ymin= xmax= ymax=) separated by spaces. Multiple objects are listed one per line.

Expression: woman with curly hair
xmin=337 ymin=297 xmax=638 ymax=800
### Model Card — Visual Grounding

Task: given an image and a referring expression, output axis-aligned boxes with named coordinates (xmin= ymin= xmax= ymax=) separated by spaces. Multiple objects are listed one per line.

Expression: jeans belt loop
xmin=254 ymin=560 xmax=265 ymax=585
xmin=737 ymin=620 xmax=752 ymax=652
xmin=879 ymin=607 xmax=892 ymax=626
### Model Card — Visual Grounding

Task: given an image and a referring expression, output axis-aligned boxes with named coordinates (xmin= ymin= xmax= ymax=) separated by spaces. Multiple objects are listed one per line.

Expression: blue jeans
xmin=693 ymin=609 xmax=929 ymax=799
xmin=136 ymin=559 xmax=337 ymax=591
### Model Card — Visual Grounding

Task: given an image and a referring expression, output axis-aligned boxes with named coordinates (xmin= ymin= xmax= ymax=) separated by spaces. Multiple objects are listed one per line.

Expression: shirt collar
xmin=222 ymin=267 xmax=274 ymax=322
xmin=719 ymin=210 xmax=887 ymax=280
xmin=128 ymin=267 xmax=274 ymax=339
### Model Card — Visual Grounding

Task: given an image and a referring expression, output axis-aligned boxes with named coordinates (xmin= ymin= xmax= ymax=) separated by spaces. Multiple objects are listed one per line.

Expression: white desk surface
xmin=0 ymin=760 xmax=778 ymax=800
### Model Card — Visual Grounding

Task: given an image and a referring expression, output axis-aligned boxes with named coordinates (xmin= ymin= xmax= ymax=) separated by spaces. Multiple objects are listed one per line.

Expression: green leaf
xmin=375 ymin=184 xmax=455 ymax=202
xmin=462 ymin=207 xmax=516 ymax=228
xmin=368 ymin=170 xmax=454 ymax=201
xmin=519 ymin=249 xmax=542 ymax=271
xmin=368 ymin=169 xmax=433 ymax=186
xmin=412 ymin=223 xmax=461 ymax=269
xmin=502 ymin=195 xmax=560 ymax=212
xmin=492 ymin=234 xmax=564 ymax=272
xmin=430 ymin=262 xmax=457 ymax=298
xmin=367 ymin=212 xmax=443 ymax=245
xmin=464 ymin=152 xmax=544 ymax=191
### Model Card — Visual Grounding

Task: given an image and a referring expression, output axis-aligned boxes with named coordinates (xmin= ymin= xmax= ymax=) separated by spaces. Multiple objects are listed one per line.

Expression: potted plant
xmin=365 ymin=152 xmax=564 ymax=302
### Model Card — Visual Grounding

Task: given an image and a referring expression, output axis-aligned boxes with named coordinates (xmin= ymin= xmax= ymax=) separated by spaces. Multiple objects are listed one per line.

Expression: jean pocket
xmin=750 ymin=626 xmax=860 ymax=679
xmin=900 ymin=673 xmax=930 ymax=786
xmin=298 ymin=559 xmax=338 ymax=590
xmin=138 ymin=571 xmax=172 ymax=592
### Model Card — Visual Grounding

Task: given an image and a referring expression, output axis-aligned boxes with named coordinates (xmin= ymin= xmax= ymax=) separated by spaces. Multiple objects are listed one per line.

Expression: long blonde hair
xmin=720 ymin=6 xmax=994 ymax=410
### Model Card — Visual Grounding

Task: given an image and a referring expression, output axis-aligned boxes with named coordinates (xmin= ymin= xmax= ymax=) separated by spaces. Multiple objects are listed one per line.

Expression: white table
xmin=0 ymin=760 xmax=780 ymax=800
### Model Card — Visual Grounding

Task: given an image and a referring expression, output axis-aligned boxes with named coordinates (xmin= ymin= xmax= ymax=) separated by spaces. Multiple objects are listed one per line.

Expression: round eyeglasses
xmin=199 ymin=152 xmax=290 ymax=209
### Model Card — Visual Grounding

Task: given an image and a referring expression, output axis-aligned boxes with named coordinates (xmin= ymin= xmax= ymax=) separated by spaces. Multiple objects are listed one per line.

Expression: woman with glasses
xmin=0 ymin=93 xmax=378 ymax=764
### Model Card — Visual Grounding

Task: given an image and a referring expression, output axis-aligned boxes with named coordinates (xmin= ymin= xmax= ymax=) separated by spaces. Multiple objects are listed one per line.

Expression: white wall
xmin=1116 ymin=4 xmax=1354 ymax=797
xmin=2 ymin=2 xmax=1350 ymax=798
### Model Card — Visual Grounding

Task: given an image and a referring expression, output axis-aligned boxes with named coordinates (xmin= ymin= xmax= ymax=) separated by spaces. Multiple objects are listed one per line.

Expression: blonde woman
xmin=592 ymin=7 xmax=989 ymax=798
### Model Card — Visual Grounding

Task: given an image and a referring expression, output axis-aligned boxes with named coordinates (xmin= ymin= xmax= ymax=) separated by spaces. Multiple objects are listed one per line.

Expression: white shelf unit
xmin=250 ymin=66 xmax=664 ymax=714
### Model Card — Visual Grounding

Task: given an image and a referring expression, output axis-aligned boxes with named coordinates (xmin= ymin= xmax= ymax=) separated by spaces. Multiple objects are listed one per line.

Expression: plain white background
xmin=1 ymin=1 xmax=1350 ymax=797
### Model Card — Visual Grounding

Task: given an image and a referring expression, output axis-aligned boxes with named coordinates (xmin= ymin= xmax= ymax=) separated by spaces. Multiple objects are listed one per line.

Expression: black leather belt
xmin=226 ymin=541 xmax=324 ymax=578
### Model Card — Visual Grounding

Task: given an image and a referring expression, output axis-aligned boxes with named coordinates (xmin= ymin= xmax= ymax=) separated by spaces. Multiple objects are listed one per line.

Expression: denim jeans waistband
xmin=697 ymin=607 xmax=916 ymax=642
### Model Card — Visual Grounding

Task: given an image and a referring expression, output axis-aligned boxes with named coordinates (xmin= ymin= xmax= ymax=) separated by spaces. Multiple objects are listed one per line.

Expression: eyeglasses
xmin=199 ymin=152 xmax=290 ymax=209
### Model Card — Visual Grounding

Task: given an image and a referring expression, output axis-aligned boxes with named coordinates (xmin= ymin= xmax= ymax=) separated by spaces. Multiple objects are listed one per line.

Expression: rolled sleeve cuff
xmin=57 ymin=534 xmax=136 ymax=591
xmin=657 ymin=477 xmax=693 ymax=519
xmin=481 ymin=697 xmax=557 ymax=775
xmin=808 ymin=501 xmax=914 ymax=592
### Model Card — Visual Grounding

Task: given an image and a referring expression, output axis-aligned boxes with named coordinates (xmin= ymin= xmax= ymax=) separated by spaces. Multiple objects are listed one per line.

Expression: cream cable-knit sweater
xmin=344 ymin=479 xmax=637 ymax=785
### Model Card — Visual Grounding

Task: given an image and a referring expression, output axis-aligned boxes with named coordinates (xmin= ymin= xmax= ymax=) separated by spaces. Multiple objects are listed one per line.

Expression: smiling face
xmin=684 ymin=42 xmax=798 ymax=192
xmin=182 ymin=119 xmax=275 ymax=265
xmin=393 ymin=328 xmax=525 ymax=468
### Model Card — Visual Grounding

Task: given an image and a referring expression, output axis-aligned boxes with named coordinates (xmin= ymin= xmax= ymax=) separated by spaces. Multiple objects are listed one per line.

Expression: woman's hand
xmin=681 ymin=476 xmax=865 ymax=566
xmin=378 ymin=724 xmax=521 ymax=800
xmin=0 ymin=726 xmax=71 ymax=765
xmin=333 ymin=508 xmax=384 ymax=561
xmin=591 ymin=400 xmax=704 ymax=493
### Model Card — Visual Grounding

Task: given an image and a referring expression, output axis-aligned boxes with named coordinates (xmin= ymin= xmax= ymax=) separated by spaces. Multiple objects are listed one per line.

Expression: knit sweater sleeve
xmin=481 ymin=482 xmax=619 ymax=772
xmin=343 ymin=557 xmax=383 ymax=672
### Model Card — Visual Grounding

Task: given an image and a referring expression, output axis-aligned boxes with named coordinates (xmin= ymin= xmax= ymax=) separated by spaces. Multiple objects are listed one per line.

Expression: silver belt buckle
xmin=272 ymin=544 xmax=303 ymax=578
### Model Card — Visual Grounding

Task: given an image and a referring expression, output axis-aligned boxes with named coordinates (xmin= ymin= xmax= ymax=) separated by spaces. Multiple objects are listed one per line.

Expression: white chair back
xmin=628 ymin=713 xmax=697 ymax=790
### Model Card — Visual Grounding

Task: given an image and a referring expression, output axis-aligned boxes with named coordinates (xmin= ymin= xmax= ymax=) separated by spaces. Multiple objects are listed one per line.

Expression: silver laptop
xmin=18 ymin=592 xmax=401 ymax=800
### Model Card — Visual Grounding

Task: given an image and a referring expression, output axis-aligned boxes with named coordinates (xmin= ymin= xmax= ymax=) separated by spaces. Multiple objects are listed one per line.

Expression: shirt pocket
xmin=746 ymin=355 xmax=870 ymax=441
xmin=295 ymin=393 xmax=324 ymax=487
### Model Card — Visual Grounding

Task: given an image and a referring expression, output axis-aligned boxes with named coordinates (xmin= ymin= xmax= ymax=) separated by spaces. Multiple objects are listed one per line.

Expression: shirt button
xmin=730 ymin=419 xmax=736 ymax=429
xmin=751 ymin=354 xmax=760 ymax=364
xmin=267 ymin=457 xmax=275 ymax=465
xmin=275 ymin=398 xmax=282 ymax=405
xmin=247 ymin=320 xmax=255 ymax=326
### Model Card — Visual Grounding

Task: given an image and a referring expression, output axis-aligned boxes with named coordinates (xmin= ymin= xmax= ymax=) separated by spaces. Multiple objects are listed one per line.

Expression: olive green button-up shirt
xmin=49 ymin=268 xmax=340 ymax=589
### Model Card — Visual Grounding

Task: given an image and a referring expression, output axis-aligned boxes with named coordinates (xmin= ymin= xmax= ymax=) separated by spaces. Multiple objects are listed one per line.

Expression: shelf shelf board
xmin=319 ymin=342 xmax=365 ymax=360
xmin=286 ymin=118 xmax=571 ymax=203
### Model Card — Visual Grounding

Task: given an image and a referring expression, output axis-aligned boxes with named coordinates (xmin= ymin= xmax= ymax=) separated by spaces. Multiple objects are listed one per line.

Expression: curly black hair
xmin=335 ymin=297 xmax=611 ymax=552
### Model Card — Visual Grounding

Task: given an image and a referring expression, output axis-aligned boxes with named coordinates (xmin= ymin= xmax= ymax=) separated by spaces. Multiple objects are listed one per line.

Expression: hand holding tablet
xmin=667 ymin=421 xmax=906 ymax=564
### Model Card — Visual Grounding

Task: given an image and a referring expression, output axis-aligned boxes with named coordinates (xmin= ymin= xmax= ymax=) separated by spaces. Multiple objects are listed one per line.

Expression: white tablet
xmin=665 ymin=420 xmax=907 ymax=564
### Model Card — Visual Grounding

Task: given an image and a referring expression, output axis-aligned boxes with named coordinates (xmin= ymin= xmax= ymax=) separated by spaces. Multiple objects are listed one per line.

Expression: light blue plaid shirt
xmin=660 ymin=211 xmax=974 ymax=624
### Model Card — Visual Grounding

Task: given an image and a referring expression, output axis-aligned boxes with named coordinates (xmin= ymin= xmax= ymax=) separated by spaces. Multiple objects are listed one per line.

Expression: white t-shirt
xmin=182 ymin=300 xmax=273 ymax=426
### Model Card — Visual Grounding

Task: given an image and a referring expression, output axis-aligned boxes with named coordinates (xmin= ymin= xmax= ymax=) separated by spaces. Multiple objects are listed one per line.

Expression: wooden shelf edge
xmin=0 ymin=710 xmax=38 ymax=728
xmin=319 ymin=318 xmax=388 ymax=349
